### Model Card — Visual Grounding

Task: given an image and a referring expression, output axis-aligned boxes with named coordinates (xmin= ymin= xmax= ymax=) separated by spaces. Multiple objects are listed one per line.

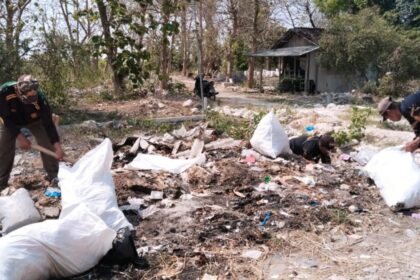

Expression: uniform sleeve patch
xmin=5 ymin=94 xmax=17 ymax=101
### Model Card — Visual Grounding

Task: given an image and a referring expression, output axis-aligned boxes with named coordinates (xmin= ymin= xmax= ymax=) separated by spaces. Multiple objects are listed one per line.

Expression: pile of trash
xmin=2 ymin=110 xmax=420 ymax=279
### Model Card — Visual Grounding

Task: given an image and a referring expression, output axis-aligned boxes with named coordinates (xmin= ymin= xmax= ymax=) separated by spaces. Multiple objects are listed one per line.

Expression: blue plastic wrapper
xmin=44 ymin=187 xmax=61 ymax=198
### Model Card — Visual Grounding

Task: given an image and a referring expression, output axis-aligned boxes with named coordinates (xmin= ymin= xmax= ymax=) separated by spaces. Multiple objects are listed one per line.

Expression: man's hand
xmin=403 ymin=138 xmax=420 ymax=153
xmin=53 ymin=142 xmax=65 ymax=161
xmin=17 ymin=133 xmax=31 ymax=150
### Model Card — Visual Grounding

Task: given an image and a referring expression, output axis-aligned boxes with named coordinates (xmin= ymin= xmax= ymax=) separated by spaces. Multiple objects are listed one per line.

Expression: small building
xmin=248 ymin=27 xmax=357 ymax=93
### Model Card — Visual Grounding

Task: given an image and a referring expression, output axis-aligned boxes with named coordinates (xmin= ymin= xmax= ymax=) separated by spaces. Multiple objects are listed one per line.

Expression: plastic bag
xmin=0 ymin=204 xmax=115 ymax=280
xmin=125 ymin=153 xmax=206 ymax=174
xmin=250 ymin=110 xmax=291 ymax=158
xmin=364 ymin=146 xmax=420 ymax=209
xmin=0 ymin=188 xmax=41 ymax=234
xmin=353 ymin=146 xmax=378 ymax=166
xmin=58 ymin=138 xmax=133 ymax=231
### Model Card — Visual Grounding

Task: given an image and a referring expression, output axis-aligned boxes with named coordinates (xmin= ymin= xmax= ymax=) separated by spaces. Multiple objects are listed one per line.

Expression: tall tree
xmin=0 ymin=0 xmax=32 ymax=80
xmin=92 ymin=0 xmax=153 ymax=95
xmin=247 ymin=0 xmax=259 ymax=88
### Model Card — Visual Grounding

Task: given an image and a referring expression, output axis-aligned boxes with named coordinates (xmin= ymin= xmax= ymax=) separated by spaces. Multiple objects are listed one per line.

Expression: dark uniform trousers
xmin=0 ymin=120 xmax=58 ymax=188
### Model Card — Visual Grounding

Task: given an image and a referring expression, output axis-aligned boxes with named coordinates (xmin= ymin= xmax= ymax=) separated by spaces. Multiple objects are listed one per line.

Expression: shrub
xmin=333 ymin=107 xmax=372 ymax=146
xmin=361 ymin=80 xmax=378 ymax=94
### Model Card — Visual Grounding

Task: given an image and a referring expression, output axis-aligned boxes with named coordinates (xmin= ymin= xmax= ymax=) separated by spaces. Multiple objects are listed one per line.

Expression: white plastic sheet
xmin=365 ymin=146 xmax=420 ymax=209
xmin=58 ymin=138 xmax=133 ymax=231
xmin=250 ymin=110 xmax=291 ymax=159
xmin=0 ymin=188 xmax=41 ymax=234
xmin=0 ymin=204 xmax=115 ymax=280
xmin=125 ymin=153 xmax=206 ymax=174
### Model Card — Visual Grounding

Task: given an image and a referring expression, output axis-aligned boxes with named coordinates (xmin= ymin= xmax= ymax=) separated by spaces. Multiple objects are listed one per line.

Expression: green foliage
xmin=126 ymin=118 xmax=175 ymax=134
xmin=205 ymin=110 xmax=266 ymax=140
xmin=314 ymin=0 xmax=396 ymax=17
xmin=28 ymin=31 xmax=71 ymax=108
xmin=91 ymin=0 xmax=154 ymax=90
xmin=167 ymin=81 xmax=188 ymax=95
xmin=232 ymin=39 xmax=248 ymax=72
xmin=361 ymin=80 xmax=378 ymax=94
xmin=395 ymin=0 xmax=420 ymax=27
xmin=319 ymin=8 xmax=398 ymax=78
xmin=314 ymin=0 xmax=360 ymax=17
xmin=377 ymin=74 xmax=407 ymax=97
xmin=333 ymin=107 xmax=372 ymax=146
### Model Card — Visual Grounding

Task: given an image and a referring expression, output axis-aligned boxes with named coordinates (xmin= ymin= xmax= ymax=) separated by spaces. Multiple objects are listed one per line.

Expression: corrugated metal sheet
xmin=247 ymin=46 xmax=319 ymax=57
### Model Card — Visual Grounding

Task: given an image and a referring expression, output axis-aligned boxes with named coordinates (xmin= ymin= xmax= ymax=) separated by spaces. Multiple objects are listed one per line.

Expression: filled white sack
xmin=365 ymin=146 xmax=420 ymax=209
xmin=0 ymin=204 xmax=115 ymax=280
xmin=125 ymin=153 xmax=206 ymax=174
xmin=0 ymin=188 xmax=41 ymax=234
xmin=250 ymin=110 xmax=291 ymax=158
xmin=58 ymin=138 xmax=133 ymax=231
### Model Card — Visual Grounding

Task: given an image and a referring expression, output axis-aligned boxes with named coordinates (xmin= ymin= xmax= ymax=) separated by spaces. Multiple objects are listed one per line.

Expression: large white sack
xmin=0 ymin=188 xmax=41 ymax=234
xmin=58 ymin=138 xmax=133 ymax=231
xmin=250 ymin=110 xmax=291 ymax=158
xmin=125 ymin=153 xmax=206 ymax=174
xmin=364 ymin=146 xmax=420 ymax=209
xmin=0 ymin=204 xmax=115 ymax=280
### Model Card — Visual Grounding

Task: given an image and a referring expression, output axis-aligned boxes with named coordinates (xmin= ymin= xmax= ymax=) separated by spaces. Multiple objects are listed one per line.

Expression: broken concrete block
xmin=43 ymin=207 xmax=60 ymax=218
xmin=183 ymin=99 xmax=193 ymax=107
xmin=189 ymin=139 xmax=204 ymax=159
xmin=140 ymin=139 xmax=149 ymax=150
xmin=150 ymin=191 xmax=164 ymax=200
xmin=242 ymin=249 xmax=262 ymax=260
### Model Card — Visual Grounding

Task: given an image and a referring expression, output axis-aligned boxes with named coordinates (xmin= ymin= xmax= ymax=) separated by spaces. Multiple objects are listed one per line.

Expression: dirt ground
xmin=2 ymin=76 xmax=420 ymax=280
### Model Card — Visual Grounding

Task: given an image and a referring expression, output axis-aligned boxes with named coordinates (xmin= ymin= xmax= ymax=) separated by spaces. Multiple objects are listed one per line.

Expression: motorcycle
xmin=194 ymin=75 xmax=219 ymax=101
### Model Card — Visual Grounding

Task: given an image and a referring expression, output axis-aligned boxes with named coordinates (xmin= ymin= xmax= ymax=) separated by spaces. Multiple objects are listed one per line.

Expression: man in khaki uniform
xmin=0 ymin=75 xmax=64 ymax=189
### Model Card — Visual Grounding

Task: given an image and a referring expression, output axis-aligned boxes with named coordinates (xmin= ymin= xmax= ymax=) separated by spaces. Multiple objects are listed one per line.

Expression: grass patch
xmin=205 ymin=110 xmax=265 ymax=140
xmin=57 ymin=109 xmax=122 ymax=125
xmin=127 ymin=118 xmax=176 ymax=134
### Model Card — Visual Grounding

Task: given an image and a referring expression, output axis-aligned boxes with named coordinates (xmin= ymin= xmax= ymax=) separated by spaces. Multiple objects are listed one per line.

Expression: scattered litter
xmin=150 ymin=191 xmax=164 ymax=200
xmin=260 ymin=211 xmax=271 ymax=226
xmin=139 ymin=205 xmax=160 ymax=219
xmin=44 ymin=187 xmax=61 ymax=198
xmin=126 ymin=153 xmax=206 ymax=174
xmin=241 ymin=249 xmax=263 ymax=260
xmin=339 ymin=154 xmax=351 ymax=161
xmin=412 ymin=213 xmax=420 ymax=219
xmin=202 ymin=274 xmax=218 ymax=280
xmin=43 ymin=207 xmax=60 ymax=218
xmin=294 ymin=176 xmax=316 ymax=187
xmin=254 ymin=182 xmax=281 ymax=192
xmin=182 ymin=99 xmax=193 ymax=107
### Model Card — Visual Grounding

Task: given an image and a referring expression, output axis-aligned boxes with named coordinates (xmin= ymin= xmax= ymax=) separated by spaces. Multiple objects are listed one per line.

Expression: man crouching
xmin=289 ymin=133 xmax=335 ymax=164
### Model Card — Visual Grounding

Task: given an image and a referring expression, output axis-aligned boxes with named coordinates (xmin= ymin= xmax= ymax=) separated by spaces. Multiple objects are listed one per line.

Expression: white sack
xmin=0 ymin=204 xmax=115 ymax=280
xmin=0 ymin=188 xmax=41 ymax=234
xmin=250 ymin=110 xmax=291 ymax=158
xmin=58 ymin=138 xmax=132 ymax=231
xmin=125 ymin=153 xmax=206 ymax=174
xmin=364 ymin=146 xmax=420 ymax=209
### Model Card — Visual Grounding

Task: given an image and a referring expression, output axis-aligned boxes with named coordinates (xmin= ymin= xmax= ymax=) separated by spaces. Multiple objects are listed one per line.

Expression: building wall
xmin=277 ymin=33 xmax=361 ymax=92
xmin=282 ymin=37 xmax=313 ymax=48
xmin=306 ymin=51 xmax=359 ymax=92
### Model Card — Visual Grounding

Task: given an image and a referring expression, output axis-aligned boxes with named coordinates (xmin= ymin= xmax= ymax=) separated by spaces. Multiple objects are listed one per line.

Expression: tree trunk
xmin=181 ymin=1 xmax=188 ymax=76
xmin=96 ymin=0 xmax=124 ymax=95
xmin=227 ymin=0 xmax=239 ymax=80
xmin=247 ymin=0 xmax=260 ymax=88
xmin=160 ymin=0 xmax=171 ymax=90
